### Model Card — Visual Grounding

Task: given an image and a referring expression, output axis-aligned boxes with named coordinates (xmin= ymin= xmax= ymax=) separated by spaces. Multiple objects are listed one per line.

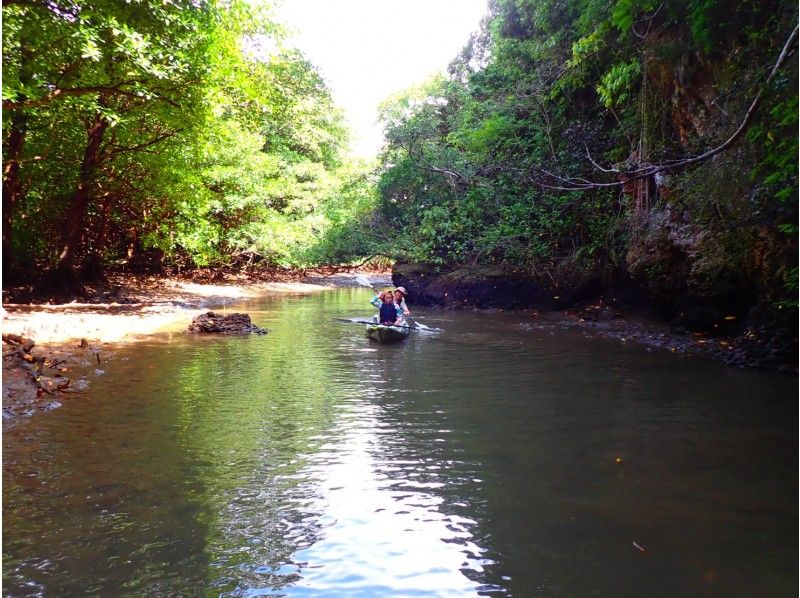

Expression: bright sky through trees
xmin=276 ymin=0 xmax=488 ymax=157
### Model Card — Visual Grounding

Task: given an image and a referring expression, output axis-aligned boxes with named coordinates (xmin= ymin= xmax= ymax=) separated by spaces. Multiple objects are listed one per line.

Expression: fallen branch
xmin=319 ymin=254 xmax=394 ymax=275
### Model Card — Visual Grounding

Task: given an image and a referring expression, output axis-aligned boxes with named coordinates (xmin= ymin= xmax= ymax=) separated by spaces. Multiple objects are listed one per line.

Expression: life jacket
xmin=379 ymin=302 xmax=397 ymax=324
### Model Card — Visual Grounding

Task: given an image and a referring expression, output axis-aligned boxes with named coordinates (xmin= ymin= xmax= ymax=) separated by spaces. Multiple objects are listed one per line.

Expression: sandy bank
xmin=2 ymin=273 xmax=388 ymax=344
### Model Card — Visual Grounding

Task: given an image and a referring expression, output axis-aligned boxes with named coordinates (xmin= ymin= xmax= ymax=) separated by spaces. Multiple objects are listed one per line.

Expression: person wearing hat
xmin=393 ymin=287 xmax=410 ymax=316
xmin=370 ymin=290 xmax=405 ymax=324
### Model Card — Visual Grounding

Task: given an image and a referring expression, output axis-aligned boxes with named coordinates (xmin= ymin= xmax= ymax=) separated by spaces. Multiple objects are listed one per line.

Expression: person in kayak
xmin=393 ymin=287 xmax=410 ymax=316
xmin=371 ymin=291 xmax=404 ymax=326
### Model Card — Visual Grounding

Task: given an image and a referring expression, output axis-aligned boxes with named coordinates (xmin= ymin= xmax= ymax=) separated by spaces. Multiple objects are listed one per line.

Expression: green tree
xmin=3 ymin=0 xmax=217 ymax=286
xmin=376 ymin=0 xmax=798 ymax=308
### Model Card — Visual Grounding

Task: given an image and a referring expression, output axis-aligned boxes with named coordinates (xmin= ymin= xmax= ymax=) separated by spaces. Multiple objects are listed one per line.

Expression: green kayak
xmin=365 ymin=322 xmax=410 ymax=343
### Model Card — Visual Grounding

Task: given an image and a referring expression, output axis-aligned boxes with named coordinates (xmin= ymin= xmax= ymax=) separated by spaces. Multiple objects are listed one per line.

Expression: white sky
xmin=275 ymin=0 xmax=488 ymax=158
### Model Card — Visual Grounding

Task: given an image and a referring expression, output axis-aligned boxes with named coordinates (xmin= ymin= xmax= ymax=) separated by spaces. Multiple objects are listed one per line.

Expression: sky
xmin=275 ymin=0 xmax=488 ymax=158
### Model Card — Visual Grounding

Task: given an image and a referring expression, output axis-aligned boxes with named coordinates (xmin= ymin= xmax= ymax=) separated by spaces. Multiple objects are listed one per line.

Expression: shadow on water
xmin=3 ymin=288 xmax=797 ymax=596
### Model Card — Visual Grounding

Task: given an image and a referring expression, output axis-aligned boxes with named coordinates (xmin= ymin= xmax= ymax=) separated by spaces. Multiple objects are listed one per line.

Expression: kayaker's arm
xmin=370 ymin=294 xmax=382 ymax=309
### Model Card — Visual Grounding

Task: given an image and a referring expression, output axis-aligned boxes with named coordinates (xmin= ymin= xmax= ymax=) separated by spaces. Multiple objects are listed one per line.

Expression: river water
xmin=3 ymin=289 xmax=797 ymax=596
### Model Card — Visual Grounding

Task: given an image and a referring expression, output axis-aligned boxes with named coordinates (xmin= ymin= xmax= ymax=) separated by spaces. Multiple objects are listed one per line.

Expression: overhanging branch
xmin=536 ymin=23 xmax=798 ymax=192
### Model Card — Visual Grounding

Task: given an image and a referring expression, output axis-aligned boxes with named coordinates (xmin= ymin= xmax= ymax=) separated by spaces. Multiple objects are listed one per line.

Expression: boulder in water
xmin=188 ymin=311 xmax=268 ymax=335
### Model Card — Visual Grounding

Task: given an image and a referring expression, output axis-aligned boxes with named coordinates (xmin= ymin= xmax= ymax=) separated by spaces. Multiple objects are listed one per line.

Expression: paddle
xmin=334 ymin=317 xmax=416 ymax=331
xmin=353 ymin=274 xmax=426 ymax=330
xmin=335 ymin=318 xmax=443 ymax=333
xmin=353 ymin=273 xmax=383 ymax=295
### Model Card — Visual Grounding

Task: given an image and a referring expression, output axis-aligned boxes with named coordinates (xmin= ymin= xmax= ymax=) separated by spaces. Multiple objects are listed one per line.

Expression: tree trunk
xmin=2 ymin=44 xmax=32 ymax=277
xmin=82 ymin=192 xmax=113 ymax=281
xmin=3 ymin=109 xmax=27 ymax=274
xmin=41 ymin=111 xmax=108 ymax=291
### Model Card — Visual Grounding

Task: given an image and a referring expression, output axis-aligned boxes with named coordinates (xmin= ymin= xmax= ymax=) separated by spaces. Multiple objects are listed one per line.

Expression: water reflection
xmin=3 ymin=289 xmax=797 ymax=596
xmin=287 ymin=399 xmax=491 ymax=597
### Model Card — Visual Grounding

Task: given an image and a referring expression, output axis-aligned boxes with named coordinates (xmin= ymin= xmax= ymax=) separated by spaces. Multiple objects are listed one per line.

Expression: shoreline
xmin=2 ymin=271 xmax=392 ymax=344
xmin=523 ymin=307 xmax=794 ymax=372
xmin=2 ymin=271 xmax=392 ymax=419
xmin=391 ymin=265 xmax=798 ymax=374
xmin=3 ymin=268 xmax=794 ymax=420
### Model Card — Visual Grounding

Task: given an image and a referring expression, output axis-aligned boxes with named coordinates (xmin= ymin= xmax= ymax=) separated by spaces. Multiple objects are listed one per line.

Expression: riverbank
xmin=523 ymin=305 xmax=793 ymax=371
xmin=2 ymin=270 xmax=391 ymax=419
xmin=391 ymin=263 xmax=798 ymax=373
xmin=4 ymin=264 xmax=794 ymax=421
xmin=2 ymin=273 xmax=378 ymax=343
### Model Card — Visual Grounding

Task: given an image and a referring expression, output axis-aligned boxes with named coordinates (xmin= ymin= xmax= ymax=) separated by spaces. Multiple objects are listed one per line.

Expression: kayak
xmin=365 ymin=321 xmax=410 ymax=343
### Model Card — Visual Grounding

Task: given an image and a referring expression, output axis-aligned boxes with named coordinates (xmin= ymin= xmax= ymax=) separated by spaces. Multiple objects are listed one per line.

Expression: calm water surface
xmin=3 ymin=289 xmax=797 ymax=596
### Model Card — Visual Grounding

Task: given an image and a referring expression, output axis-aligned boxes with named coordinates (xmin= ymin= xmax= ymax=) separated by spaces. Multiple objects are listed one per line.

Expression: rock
xmin=724 ymin=304 xmax=799 ymax=370
xmin=37 ymin=376 xmax=59 ymax=390
xmin=671 ymin=305 xmax=723 ymax=334
xmin=2 ymin=333 xmax=35 ymax=352
xmin=188 ymin=311 xmax=268 ymax=334
xmin=29 ymin=347 xmax=48 ymax=361
xmin=392 ymin=262 xmax=603 ymax=310
xmin=579 ymin=305 xmax=619 ymax=322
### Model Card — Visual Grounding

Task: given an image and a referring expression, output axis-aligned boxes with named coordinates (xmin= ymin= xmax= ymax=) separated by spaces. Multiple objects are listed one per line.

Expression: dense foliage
xmin=4 ymin=0 xmax=797 ymax=312
xmin=375 ymin=0 xmax=798 ymax=308
xmin=2 ymin=0 xmax=374 ymax=287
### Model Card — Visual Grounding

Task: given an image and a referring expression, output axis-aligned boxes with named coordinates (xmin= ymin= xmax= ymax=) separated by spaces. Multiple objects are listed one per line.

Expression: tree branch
xmin=0 ymin=78 xmax=183 ymax=110
xmin=2 ymin=80 xmax=141 ymax=109
xmin=2 ymin=0 xmax=45 ymax=8
xmin=105 ymin=130 xmax=182 ymax=158
xmin=538 ymin=23 xmax=799 ymax=191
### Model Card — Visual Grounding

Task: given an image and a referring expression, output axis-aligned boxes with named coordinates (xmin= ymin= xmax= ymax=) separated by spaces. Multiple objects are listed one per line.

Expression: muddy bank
xmin=392 ymin=262 xmax=797 ymax=372
xmin=524 ymin=304 xmax=796 ymax=372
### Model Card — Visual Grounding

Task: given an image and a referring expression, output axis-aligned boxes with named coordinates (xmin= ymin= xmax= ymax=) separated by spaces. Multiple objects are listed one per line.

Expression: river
xmin=3 ymin=288 xmax=797 ymax=596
